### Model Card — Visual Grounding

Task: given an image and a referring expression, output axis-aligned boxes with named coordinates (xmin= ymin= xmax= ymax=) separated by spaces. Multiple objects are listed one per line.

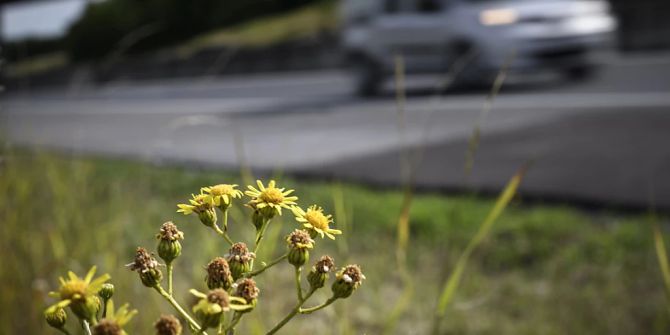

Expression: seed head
xmin=92 ymin=320 xmax=122 ymax=335
xmin=127 ymin=247 xmax=162 ymax=287
xmin=226 ymin=243 xmax=255 ymax=280
xmin=156 ymin=222 xmax=184 ymax=242
xmin=154 ymin=315 xmax=182 ymax=335
xmin=206 ymin=257 xmax=234 ymax=290
xmin=331 ymin=264 xmax=365 ymax=299
xmin=234 ymin=278 xmax=260 ymax=310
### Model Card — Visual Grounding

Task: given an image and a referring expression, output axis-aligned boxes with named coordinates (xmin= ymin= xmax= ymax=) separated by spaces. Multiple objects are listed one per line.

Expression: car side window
xmin=416 ymin=0 xmax=442 ymax=13
xmin=384 ymin=0 xmax=401 ymax=13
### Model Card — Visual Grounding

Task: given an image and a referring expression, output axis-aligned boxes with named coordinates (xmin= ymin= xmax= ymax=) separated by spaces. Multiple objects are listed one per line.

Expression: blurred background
xmin=1 ymin=0 xmax=670 ymax=334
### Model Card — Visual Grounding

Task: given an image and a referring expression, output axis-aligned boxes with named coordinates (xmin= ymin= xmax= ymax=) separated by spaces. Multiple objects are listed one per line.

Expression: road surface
xmin=2 ymin=53 xmax=670 ymax=209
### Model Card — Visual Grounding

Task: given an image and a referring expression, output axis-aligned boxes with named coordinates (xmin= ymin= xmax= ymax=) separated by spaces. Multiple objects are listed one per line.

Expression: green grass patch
xmin=1 ymin=150 xmax=668 ymax=334
xmin=174 ymin=1 xmax=338 ymax=58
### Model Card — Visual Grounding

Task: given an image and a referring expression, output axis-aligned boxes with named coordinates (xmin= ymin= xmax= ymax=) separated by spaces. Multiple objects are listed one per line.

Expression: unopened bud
xmin=286 ymin=230 xmax=314 ymax=267
xmin=198 ymin=209 xmax=217 ymax=228
xmin=99 ymin=283 xmax=115 ymax=301
xmin=44 ymin=306 xmax=67 ymax=329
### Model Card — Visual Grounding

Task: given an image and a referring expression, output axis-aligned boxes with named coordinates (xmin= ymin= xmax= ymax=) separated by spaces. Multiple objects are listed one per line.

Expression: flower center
xmin=259 ymin=188 xmax=284 ymax=204
xmin=60 ymin=280 xmax=88 ymax=301
xmin=305 ymin=210 xmax=329 ymax=230
xmin=211 ymin=185 xmax=234 ymax=196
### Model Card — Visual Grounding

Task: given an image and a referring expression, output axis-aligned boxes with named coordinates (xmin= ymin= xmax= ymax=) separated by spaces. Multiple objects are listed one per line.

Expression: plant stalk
xmin=266 ymin=289 xmax=315 ymax=335
xmin=245 ymin=253 xmax=288 ymax=277
xmin=154 ymin=285 xmax=206 ymax=334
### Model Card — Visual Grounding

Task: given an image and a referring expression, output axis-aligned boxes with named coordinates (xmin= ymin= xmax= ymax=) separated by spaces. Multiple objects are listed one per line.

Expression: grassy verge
xmin=173 ymin=0 xmax=337 ymax=58
xmin=0 ymin=150 xmax=668 ymax=334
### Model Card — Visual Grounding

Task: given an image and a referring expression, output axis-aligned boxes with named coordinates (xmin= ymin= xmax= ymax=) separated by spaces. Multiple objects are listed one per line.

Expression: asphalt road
xmin=2 ymin=53 xmax=670 ymax=209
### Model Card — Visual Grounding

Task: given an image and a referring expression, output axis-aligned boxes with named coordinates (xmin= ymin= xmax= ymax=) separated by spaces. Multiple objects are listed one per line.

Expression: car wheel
xmin=350 ymin=56 xmax=383 ymax=97
xmin=563 ymin=64 xmax=598 ymax=82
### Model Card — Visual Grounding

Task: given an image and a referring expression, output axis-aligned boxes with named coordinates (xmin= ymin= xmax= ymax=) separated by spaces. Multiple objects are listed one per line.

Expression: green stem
xmin=167 ymin=262 xmax=174 ymax=296
xmin=213 ymin=224 xmax=234 ymax=246
xmin=300 ymin=297 xmax=338 ymax=314
xmin=154 ymin=285 xmax=206 ymax=334
xmin=253 ymin=219 xmax=270 ymax=254
xmin=224 ymin=312 xmax=243 ymax=335
xmin=245 ymin=254 xmax=288 ymax=277
xmin=266 ymin=289 xmax=315 ymax=335
xmin=101 ymin=298 xmax=109 ymax=319
xmin=295 ymin=267 xmax=304 ymax=301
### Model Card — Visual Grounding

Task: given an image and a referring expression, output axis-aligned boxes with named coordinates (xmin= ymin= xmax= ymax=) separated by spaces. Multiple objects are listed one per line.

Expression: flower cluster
xmin=45 ymin=179 xmax=364 ymax=335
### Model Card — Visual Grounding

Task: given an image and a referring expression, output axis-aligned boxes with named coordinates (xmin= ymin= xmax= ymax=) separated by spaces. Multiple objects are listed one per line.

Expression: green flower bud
xmin=331 ymin=264 xmax=365 ymax=299
xmin=226 ymin=243 xmax=255 ymax=280
xmin=140 ymin=268 xmax=163 ymax=287
xmin=44 ymin=306 xmax=67 ymax=329
xmin=288 ymin=248 xmax=309 ymax=267
xmin=156 ymin=222 xmax=184 ymax=264
xmin=154 ymin=314 xmax=183 ymax=335
xmin=251 ymin=210 xmax=266 ymax=230
xmin=234 ymin=278 xmax=259 ymax=314
xmin=206 ymin=257 xmax=234 ymax=290
xmin=71 ymin=295 xmax=101 ymax=322
xmin=307 ymin=255 xmax=334 ymax=290
xmin=127 ymin=247 xmax=163 ymax=287
xmin=198 ymin=209 xmax=217 ymax=228
xmin=92 ymin=319 xmax=122 ymax=335
xmin=99 ymin=283 xmax=115 ymax=301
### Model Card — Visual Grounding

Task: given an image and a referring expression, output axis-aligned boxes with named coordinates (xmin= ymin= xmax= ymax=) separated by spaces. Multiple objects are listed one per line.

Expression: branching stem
xmin=245 ymin=253 xmax=288 ymax=277
xmin=154 ymin=285 xmax=206 ymax=334
xmin=266 ymin=289 xmax=316 ymax=335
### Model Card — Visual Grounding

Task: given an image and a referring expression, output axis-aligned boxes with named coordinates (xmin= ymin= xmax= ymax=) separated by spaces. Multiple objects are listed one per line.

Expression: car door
xmin=371 ymin=0 xmax=450 ymax=73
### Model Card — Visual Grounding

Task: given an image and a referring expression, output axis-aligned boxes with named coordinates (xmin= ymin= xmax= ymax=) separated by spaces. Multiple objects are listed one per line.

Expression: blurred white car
xmin=341 ymin=0 xmax=617 ymax=95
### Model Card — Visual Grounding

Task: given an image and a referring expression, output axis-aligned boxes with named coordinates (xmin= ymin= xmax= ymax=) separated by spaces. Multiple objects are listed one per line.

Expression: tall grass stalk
xmin=464 ymin=52 xmax=515 ymax=176
xmin=651 ymin=211 xmax=670 ymax=315
xmin=431 ymin=165 xmax=527 ymax=334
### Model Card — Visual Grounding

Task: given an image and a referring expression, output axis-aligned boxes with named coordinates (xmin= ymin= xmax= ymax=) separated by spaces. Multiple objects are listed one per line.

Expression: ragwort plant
xmin=44 ymin=180 xmax=364 ymax=335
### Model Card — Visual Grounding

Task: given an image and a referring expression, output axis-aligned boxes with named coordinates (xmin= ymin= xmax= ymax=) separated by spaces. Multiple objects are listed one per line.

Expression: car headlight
xmin=479 ymin=8 xmax=519 ymax=26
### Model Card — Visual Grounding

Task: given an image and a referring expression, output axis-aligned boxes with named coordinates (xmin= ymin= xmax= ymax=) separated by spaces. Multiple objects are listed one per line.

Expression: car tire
xmin=563 ymin=64 xmax=598 ymax=82
xmin=350 ymin=56 xmax=383 ymax=97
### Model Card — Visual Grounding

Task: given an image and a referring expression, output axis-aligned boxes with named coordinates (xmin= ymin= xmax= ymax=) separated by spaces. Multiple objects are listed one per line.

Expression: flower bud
xmin=226 ymin=243 xmax=255 ymax=280
xmin=198 ymin=209 xmax=217 ymax=228
xmin=99 ymin=283 xmax=115 ymax=301
xmin=154 ymin=314 xmax=183 ymax=335
xmin=331 ymin=264 xmax=365 ymax=299
xmin=70 ymin=295 xmax=101 ymax=322
xmin=127 ymin=247 xmax=163 ymax=287
xmin=234 ymin=278 xmax=260 ymax=313
xmin=286 ymin=230 xmax=314 ymax=267
xmin=251 ymin=210 xmax=266 ymax=230
xmin=44 ymin=306 xmax=67 ymax=329
xmin=307 ymin=255 xmax=334 ymax=290
xmin=156 ymin=222 xmax=184 ymax=264
xmin=206 ymin=257 xmax=234 ymax=290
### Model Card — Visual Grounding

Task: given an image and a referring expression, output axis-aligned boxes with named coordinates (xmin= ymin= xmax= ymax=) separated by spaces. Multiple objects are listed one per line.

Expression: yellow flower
xmin=95 ymin=299 xmax=137 ymax=335
xmin=201 ymin=184 xmax=243 ymax=209
xmin=49 ymin=266 xmax=110 ymax=305
xmin=292 ymin=205 xmax=342 ymax=240
xmin=245 ymin=180 xmax=298 ymax=216
xmin=47 ymin=266 xmax=110 ymax=320
xmin=177 ymin=193 xmax=215 ymax=215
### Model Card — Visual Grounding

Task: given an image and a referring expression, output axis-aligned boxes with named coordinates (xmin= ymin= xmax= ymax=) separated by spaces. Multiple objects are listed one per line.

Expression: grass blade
xmin=432 ymin=165 xmax=527 ymax=334
xmin=651 ymin=213 xmax=670 ymax=314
